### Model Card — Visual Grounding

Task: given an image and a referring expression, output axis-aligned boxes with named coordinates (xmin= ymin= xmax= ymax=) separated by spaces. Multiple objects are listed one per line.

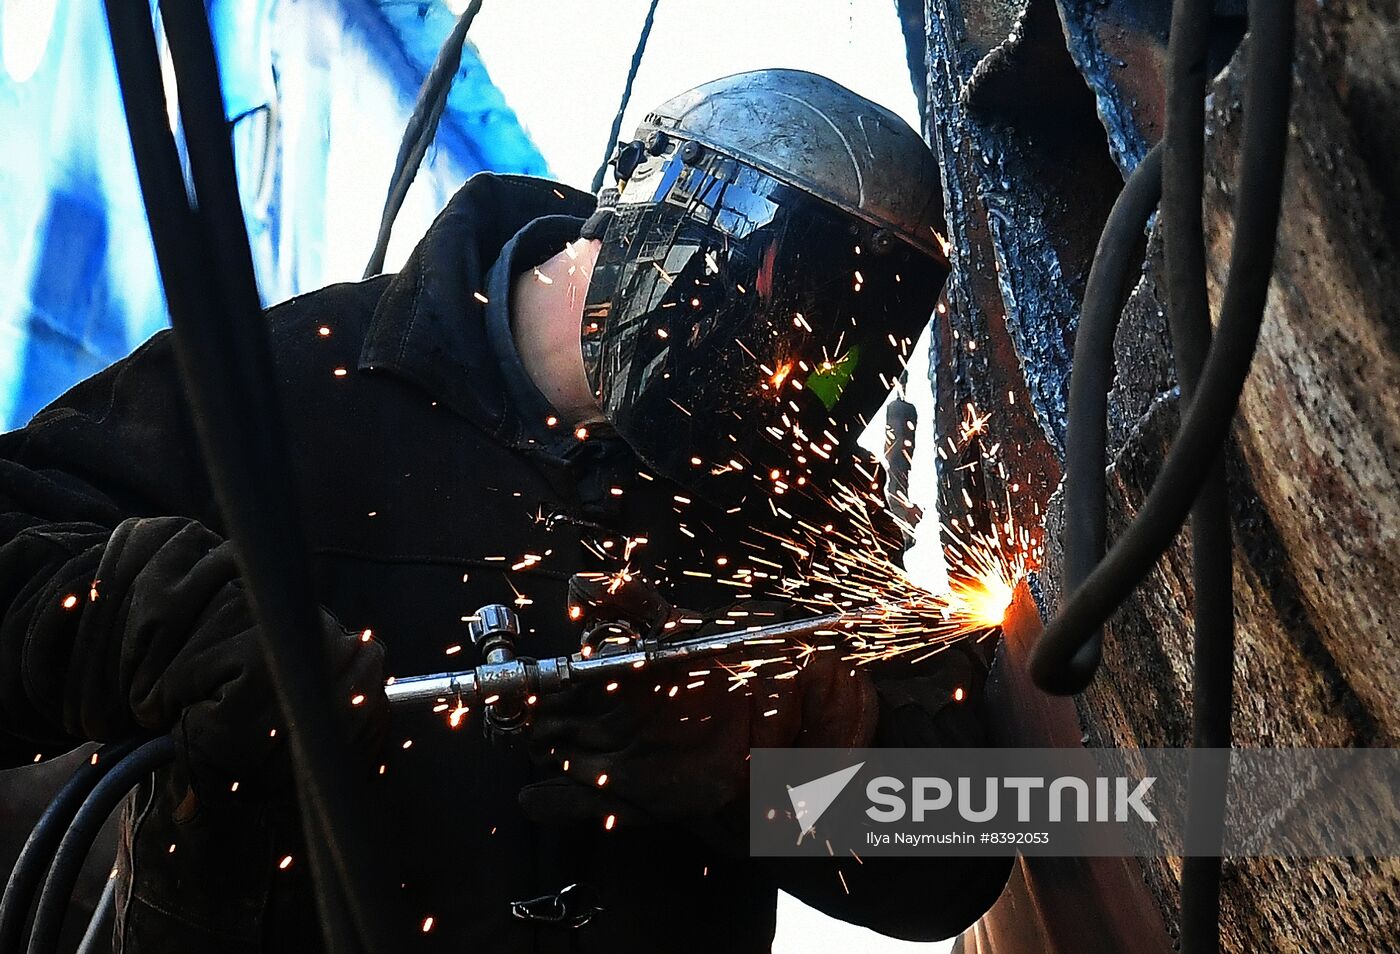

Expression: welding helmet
xmin=581 ymin=69 xmax=948 ymax=508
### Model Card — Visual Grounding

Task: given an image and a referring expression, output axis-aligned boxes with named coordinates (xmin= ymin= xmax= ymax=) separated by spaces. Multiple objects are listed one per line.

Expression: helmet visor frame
xmin=582 ymin=143 xmax=946 ymax=506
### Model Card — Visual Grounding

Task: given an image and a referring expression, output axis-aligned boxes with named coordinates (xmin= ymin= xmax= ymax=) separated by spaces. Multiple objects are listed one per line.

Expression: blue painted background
xmin=0 ymin=0 xmax=548 ymax=430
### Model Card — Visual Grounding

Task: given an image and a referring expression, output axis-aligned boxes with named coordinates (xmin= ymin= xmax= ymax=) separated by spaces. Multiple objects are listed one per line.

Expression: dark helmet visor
xmin=582 ymin=145 xmax=946 ymax=505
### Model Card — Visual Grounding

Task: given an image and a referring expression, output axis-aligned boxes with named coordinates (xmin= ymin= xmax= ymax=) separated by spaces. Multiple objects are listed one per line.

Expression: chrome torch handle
xmin=383 ymin=611 xmax=843 ymax=711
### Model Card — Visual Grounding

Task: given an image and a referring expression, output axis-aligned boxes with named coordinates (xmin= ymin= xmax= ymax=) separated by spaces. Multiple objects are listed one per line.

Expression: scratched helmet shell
xmin=582 ymin=69 xmax=948 ymax=508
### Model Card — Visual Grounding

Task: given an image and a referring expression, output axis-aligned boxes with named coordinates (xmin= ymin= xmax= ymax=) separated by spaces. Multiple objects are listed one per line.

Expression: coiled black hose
xmin=25 ymin=737 xmax=176 ymax=954
xmin=0 ymin=740 xmax=141 ymax=954
xmin=1052 ymin=141 xmax=1164 ymax=693
xmin=1030 ymin=0 xmax=1294 ymax=714
xmin=1029 ymin=1 xmax=1295 ymax=950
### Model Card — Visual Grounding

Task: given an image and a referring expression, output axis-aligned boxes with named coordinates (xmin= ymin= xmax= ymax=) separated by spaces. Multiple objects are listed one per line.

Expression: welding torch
xmin=384 ymin=604 xmax=840 ymax=734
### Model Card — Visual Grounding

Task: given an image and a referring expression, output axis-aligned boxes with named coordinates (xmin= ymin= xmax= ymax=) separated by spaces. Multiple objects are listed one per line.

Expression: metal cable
xmin=101 ymin=4 xmax=393 ymax=950
xmin=26 ymin=737 xmax=176 ymax=954
xmin=590 ymin=0 xmax=662 ymax=194
xmin=363 ymin=0 xmax=485 ymax=278
xmin=0 ymin=741 xmax=141 ymax=954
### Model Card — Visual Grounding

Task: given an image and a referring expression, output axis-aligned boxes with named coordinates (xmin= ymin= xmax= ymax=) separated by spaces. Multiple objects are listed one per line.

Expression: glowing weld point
xmin=421 ymin=916 xmax=435 ymax=933
xmin=61 ymin=594 xmax=78 ymax=610
xmin=604 ymin=814 xmax=616 ymax=831
xmin=278 ymin=855 xmax=293 ymax=871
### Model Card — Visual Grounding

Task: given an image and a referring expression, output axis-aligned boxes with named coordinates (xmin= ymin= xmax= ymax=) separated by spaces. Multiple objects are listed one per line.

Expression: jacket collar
xmin=482 ymin=213 xmax=597 ymax=456
xmin=359 ymin=173 xmax=595 ymax=439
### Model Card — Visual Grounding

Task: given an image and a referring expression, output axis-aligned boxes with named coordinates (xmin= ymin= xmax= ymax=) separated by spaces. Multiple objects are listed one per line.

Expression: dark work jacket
xmin=0 ymin=173 xmax=1010 ymax=952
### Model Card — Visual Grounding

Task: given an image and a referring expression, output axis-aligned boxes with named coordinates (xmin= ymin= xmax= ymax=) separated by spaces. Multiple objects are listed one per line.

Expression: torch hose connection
xmin=384 ymin=611 xmax=843 ymax=710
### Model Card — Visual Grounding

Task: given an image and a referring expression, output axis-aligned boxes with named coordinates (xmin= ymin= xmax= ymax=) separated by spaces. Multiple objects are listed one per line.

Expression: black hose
xmin=590 ymin=0 xmax=661 ymax=194
xmin=101 ymin=4 xmax=392 ymax=951
xmin=1179 ymin=4 xmax=1295 ymax=950
xmin=74 ymin=879 xmax=114 ymax=954
xmin=1160 ymin=4 xmax=1233 ymax=950
xmin=0 ymin=740 xmax=141 ymax=954
xmin=1041 ymin=142 xmax=1163 ymax=693
xmin=1162 ymin=0 xmax=1214 ymax=388
xmin=1160 ymin=6 xmax=1235 ymax=948
xmin=1027 ymin=0 xmax=1294 ymax=948
xmin=363 ymin=0 xmax=485 ymax=278
xmin=26 ymin=737 xmax=176 ymax=954
xmin=1029 ymin=3 xmax=1294 ymax=705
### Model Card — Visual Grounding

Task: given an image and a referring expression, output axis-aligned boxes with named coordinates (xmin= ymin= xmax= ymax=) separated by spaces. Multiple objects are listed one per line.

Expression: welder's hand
xmin=566 ymin=572 xmax=693 ymax=643
xmin=145 ymin=579 xmax=387 ymax=802
xmin=518 ymin=589 xmax=876 ymax=826
xmin=17 ymin=516 xmax=386 ymax=801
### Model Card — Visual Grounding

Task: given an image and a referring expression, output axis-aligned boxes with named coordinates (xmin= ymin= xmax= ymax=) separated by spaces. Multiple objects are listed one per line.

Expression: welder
xmin=0 ymin=70 xmax=1011 ymax=952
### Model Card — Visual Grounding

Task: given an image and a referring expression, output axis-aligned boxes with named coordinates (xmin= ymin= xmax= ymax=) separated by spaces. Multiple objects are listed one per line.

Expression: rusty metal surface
xmin=915 ymin=0 xmax=1400 ymax=949
xmin=962 ymin=581 xmax=1174 ymax=954
xmin=923 ymin=0 xmax=1127 ymax=546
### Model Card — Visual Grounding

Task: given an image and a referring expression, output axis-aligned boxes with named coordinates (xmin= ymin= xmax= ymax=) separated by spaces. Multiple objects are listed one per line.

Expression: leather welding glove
xmin=166 ymin=581 xmax=389 ymax=805
xmin=517 ymin=573 xmax=877 ymax=826
xmin=20 ymin=516 xmax=387 ymax=803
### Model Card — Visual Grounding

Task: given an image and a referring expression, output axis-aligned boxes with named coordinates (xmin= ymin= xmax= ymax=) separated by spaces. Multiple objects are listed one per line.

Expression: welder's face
xmin=581 ymin=145 xmax=945 ymax=507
